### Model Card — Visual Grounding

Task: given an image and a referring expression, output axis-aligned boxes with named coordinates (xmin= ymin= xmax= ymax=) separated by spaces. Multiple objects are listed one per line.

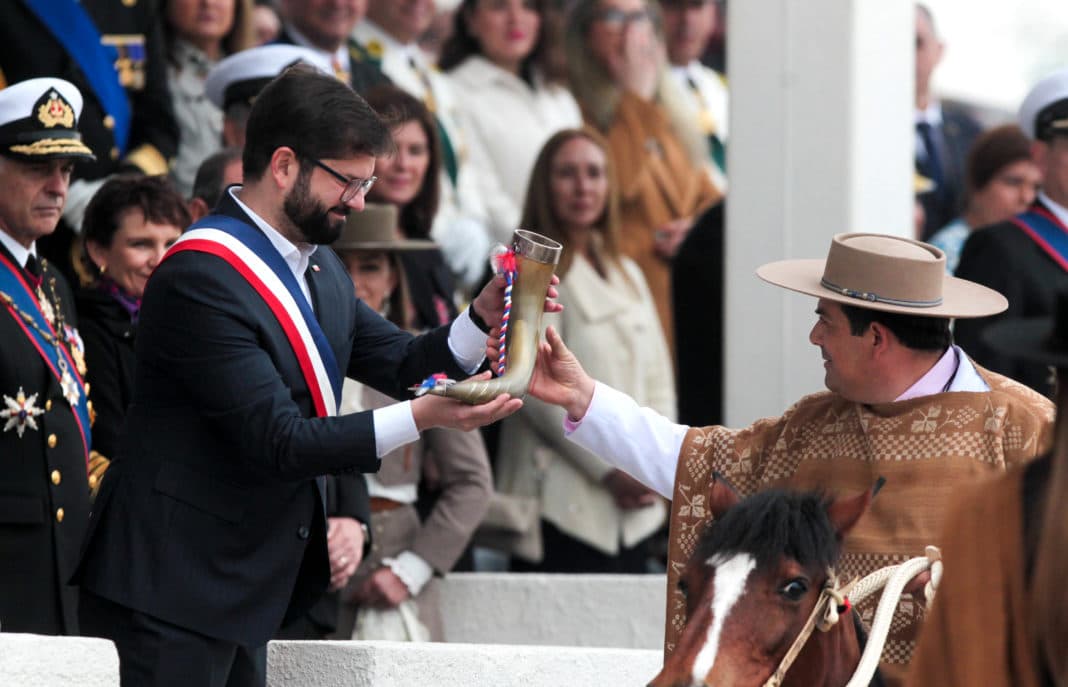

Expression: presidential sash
xmin=23 ymin=0 xmax=132 ymax=154
xmin=163 ymin=217 xmax=342 ymax=417
xmin=1012 ymin=205 xmax=1068 ymax=272
xmin=0 ymin=251 xmax=91 ymax=462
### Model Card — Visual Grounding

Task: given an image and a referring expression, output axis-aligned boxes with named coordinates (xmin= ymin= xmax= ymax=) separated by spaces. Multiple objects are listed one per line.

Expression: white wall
xmin=438 ymin=573 xmax=664 ymax=649
xmin=267 ymin=641 xmax=662 ymax=687
xmin=724 ymin=0 xmax=914 ymax=426
xmin=0 ymin=634 xmax=119 ymax=687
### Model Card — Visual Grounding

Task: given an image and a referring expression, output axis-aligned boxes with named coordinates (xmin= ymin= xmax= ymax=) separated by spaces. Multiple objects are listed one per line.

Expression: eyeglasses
xmin=594 ymin=7 xmax=651 ymax=28
xmin=309 ymin=158 xmax=376 ymax=204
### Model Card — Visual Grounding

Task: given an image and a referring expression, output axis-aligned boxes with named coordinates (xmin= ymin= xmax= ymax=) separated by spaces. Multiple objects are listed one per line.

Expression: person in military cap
xmin=204 ymin=43 xmax=335 ymax=149
xmin=0 ymin=1 xmax=179 ymax=286
xmin=0 ymin=77 xmax=97 ymax=635
xmin=954 ymin=67 xmax=1068 ymax=398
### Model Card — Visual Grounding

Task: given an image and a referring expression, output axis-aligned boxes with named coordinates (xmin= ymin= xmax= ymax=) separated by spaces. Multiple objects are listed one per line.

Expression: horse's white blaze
xmin=690 ymin=552 xmax=756 ymax=684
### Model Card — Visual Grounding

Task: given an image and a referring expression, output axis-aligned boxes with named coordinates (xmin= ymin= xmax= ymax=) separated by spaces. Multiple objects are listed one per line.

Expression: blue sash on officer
xmin=0 ymin=252 xmax=91 ymax=460
xmin=1012 ymin=205 xmax=1068 ymax=273
xmin=22 ymin=0 xmax=132 ymax=154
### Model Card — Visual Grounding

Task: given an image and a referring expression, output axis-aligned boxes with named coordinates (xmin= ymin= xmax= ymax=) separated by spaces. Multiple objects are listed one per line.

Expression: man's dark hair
xmin=83 ymin=174 xmax=191 ymax=248
xmin=191 ymin=147 xmax=242 ymax=208
xmin=242 ymin=64 xmax=392 ymax=182
xmin=840 ymin=303 xmax=952 ymax=352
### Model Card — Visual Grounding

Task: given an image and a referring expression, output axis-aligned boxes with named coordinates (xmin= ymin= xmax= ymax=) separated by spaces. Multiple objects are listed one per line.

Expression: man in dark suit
xmin=0 ymin=0 xmax=179 ymax=284
xmin=0 ymin=78 xmax=97 ymax=635
xmin=914 ymin=3 xmax=983 ymax=239
xmin=954 ymin=68 xmax=1068 ymax=398
xmin=275 ymin=0 xmax=391 ymax=94
xmin=75 ymin=66 xmax=529 ymax=687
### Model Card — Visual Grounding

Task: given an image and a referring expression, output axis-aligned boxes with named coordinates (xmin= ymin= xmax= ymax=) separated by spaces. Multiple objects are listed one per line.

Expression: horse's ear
xmin=825 ymin=478 xmax=882 ymax=540
xmin=709 ymin=472 xmax=741 ymax=518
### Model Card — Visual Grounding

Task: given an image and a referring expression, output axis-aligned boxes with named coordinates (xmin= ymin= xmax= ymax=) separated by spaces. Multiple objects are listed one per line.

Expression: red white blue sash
xmin=163 ymin=216 xmax=341 ymax=417
xmin=0 ymin=251 xmax=91 ymax=462
xmin=1012 ymin=205 xmax=1068 ymax=273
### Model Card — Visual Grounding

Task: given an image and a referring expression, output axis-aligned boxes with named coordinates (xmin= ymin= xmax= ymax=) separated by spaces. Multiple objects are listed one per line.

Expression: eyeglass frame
xmin=306 ymin=156 xmax=377 ymax=204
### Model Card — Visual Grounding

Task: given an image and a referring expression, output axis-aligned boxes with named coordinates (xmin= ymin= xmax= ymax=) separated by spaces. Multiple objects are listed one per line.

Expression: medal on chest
xmin=1 ymin=387 xmax=44 ymax=438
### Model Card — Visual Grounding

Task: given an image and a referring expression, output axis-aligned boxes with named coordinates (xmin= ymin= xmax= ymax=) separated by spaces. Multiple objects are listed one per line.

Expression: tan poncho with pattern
xmin=665 ymin=367 xmax=1053 ymax=684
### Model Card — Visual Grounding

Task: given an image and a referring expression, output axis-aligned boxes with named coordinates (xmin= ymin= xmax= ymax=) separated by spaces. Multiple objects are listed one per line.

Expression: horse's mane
xmin=695 ymin=489 xmax=841 ymax=571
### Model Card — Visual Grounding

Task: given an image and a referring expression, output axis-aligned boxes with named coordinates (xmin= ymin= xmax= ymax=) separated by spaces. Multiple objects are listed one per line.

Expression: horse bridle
xmin=759 ymin=567 xmax=855 ymax=687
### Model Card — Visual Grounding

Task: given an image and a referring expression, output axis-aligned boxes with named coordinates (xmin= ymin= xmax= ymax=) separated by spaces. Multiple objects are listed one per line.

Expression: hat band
xmin=820 ymin=278 xmax=943 ymax=308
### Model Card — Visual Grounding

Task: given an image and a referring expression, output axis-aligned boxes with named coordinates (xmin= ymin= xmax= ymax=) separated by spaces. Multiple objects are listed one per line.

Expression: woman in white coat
xmin=496 ymin=128 xmax=676 ymax=572
xmin=440 ymin=0 xmax=581 ymax=245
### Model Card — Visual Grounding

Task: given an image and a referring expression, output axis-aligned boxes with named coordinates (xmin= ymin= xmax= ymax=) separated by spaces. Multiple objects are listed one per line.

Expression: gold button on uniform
xmin=55 ymin=508 xmax=64 ymax=523
xmin=45 ymin=399 xmax=52 ymax=411
xmin=103 ymin=115 xmax=115 ymax=129
xmin=47 ymin=433 xmax=57 ymax=448
xmin=110 ymin=147 xmax=119 ymax=160
xmin=51 ymin=470 xmax=61 ymax=485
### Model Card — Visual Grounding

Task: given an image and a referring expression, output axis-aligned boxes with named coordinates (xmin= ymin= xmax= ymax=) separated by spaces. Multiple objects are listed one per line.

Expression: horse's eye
xmin=778 ymin=578 xmax=808 ymax=602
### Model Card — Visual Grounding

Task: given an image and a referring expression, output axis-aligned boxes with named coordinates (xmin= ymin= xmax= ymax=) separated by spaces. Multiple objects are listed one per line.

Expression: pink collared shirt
xmin=894 ymin=346 xmax=958 ymax=402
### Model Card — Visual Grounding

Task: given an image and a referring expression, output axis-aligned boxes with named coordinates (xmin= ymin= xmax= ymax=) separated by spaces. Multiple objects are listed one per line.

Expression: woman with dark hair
xmin=76 ymin=176 xmax=190 ymax=460
xmin=564 ymin=0 xmax=720 ymax=356
xmin=907 ymin=291 xmax=1068 ymax=687
xmin=363 ymin=85 xmax=460 ymax=331
xmin=928 ymin=124 xmax=1041 ymax=274
xmin=162 ymin=0 xmax=256 ymax=195
xmin=440 ymin=0 xmax=581 ymax=243
xmin=495 ymin=128 xmax=675 ymax=573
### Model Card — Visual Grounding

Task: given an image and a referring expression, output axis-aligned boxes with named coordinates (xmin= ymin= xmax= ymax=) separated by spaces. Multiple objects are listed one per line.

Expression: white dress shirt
xmin=229 ymin=188 xmax=487 ymax=457
xmin=0 ymin=229 xmax=36 ymax=269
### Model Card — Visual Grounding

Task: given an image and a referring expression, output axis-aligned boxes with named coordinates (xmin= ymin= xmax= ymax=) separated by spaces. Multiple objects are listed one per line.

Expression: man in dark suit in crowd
xmin=75 ymin=66 xmax=531 ymax=687
xmin=0 ymin=78 xmax=97 ymax=635
xmin=914 ymin=3 xmax=983 ymax=239
xmin=954 ymin=68 xmax=1068 ymax=398
xmin=0 ymin=0 xmax=179 ymax=284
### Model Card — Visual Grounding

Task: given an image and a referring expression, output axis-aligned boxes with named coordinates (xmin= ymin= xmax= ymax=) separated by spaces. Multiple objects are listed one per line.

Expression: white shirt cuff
xmin=384 ymin=551 xmax=434 ymax=596
xmin=373 ymin=401 xmax=420 ymax=458
xmin=448 ymin=307 xmax=487 ymax=374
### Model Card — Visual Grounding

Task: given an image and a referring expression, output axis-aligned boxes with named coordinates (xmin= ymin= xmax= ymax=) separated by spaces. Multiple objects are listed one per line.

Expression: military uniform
xmin=0 ymin=79 xmax=96 ymax=635
xmin=0 ymin=0 xmax=178 ymax=282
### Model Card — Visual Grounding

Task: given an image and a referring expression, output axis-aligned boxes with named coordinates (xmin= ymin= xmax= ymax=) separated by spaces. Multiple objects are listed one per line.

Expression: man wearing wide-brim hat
xmin=0 ymin=77 xmax=98 ymax=635
xmin=523 ymin=232 xmax=1056 ymax=684
xmin=954 ymin=67 xmax=1068 ymax=398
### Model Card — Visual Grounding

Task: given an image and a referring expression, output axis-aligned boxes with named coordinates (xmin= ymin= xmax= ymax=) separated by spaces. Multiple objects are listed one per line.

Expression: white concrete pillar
xmin=723 ymin=0 xmax=915 ymax=425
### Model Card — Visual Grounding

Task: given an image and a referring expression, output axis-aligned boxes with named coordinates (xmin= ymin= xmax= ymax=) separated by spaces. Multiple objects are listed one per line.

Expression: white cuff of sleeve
xmin=448 ymin=308 xmax=487 ymax=374
xmin=383 ymin=551 xmax=434 ymax=596
xmin=373 ymin=401 xmax=420 ymax=458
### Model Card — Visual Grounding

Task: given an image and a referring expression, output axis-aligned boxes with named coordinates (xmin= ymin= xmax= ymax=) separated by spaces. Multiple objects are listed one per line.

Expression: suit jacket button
xmin=297 ymin=525 xmax=310 ymax=540
xmin=56 ymin=508 xmax=64 ymax=523
xmin=51 ymin=470 xmax=61 ymax=485
xmin=45 ymin=399 xmax=53 ymax=411
xmin=47 ymin=433 xmax=58 ymax=448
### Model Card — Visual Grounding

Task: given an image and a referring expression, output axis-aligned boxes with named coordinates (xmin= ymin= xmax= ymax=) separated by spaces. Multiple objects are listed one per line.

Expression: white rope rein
xmin=756 ymin=546 xmax=942 ymax=687
xmin=843 ymin=546 xmax=943 ymax=687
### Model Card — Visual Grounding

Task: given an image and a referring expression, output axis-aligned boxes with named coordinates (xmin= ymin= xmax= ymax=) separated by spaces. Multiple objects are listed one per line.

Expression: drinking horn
xmin=420 ymin=229 xmax=561 ymax=404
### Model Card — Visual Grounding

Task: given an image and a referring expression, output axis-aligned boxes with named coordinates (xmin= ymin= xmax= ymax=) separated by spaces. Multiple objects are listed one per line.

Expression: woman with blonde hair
xmin=495 ymin=128 xmax=675 ymax=572
xmin=564 ymin=0 xmax=722 ymax=355
xmin=907 ymin=290 xmax=1068 ymax=686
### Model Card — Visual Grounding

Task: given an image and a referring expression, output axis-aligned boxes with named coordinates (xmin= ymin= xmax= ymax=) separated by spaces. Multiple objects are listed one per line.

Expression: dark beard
xmin=283 ymin=169 xmax=347 ymax=245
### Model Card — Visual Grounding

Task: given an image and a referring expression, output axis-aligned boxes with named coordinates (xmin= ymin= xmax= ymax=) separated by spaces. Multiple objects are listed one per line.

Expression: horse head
xmin=649 ymin=475 xmax=878 ymax=687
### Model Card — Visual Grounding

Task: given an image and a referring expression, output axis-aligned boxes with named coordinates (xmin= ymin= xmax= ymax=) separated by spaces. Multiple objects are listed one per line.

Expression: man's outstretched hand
xmin=504 ymin=325 xmax=596 ymax=421
xmin=411 ymin=371 xmax=523 ymax=432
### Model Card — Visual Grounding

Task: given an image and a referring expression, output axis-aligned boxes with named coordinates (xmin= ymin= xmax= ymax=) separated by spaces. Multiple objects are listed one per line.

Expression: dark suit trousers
xmin=79 ymin=591 xmax=266 ymax=687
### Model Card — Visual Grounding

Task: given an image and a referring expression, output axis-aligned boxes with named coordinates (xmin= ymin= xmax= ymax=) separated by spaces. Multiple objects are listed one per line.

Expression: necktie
xmin=24 ymin=254 xmax=42 ymax=290
xmin=331 ymin=55 xmax=350 ymax=85
xmin=409 ymin=55 xmax=437 ymax=114
xmin=916 ymin=121 xmax=944 ymax=188
xmin=687 ymin=75 xmax=726 ymax=174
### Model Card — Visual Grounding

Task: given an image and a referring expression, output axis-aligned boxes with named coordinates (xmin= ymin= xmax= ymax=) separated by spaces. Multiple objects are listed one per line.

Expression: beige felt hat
xmin=333 ymin=203 xmax=436 ymax=252
xmin=756 ymin=233 xmax=1007 ymax=318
